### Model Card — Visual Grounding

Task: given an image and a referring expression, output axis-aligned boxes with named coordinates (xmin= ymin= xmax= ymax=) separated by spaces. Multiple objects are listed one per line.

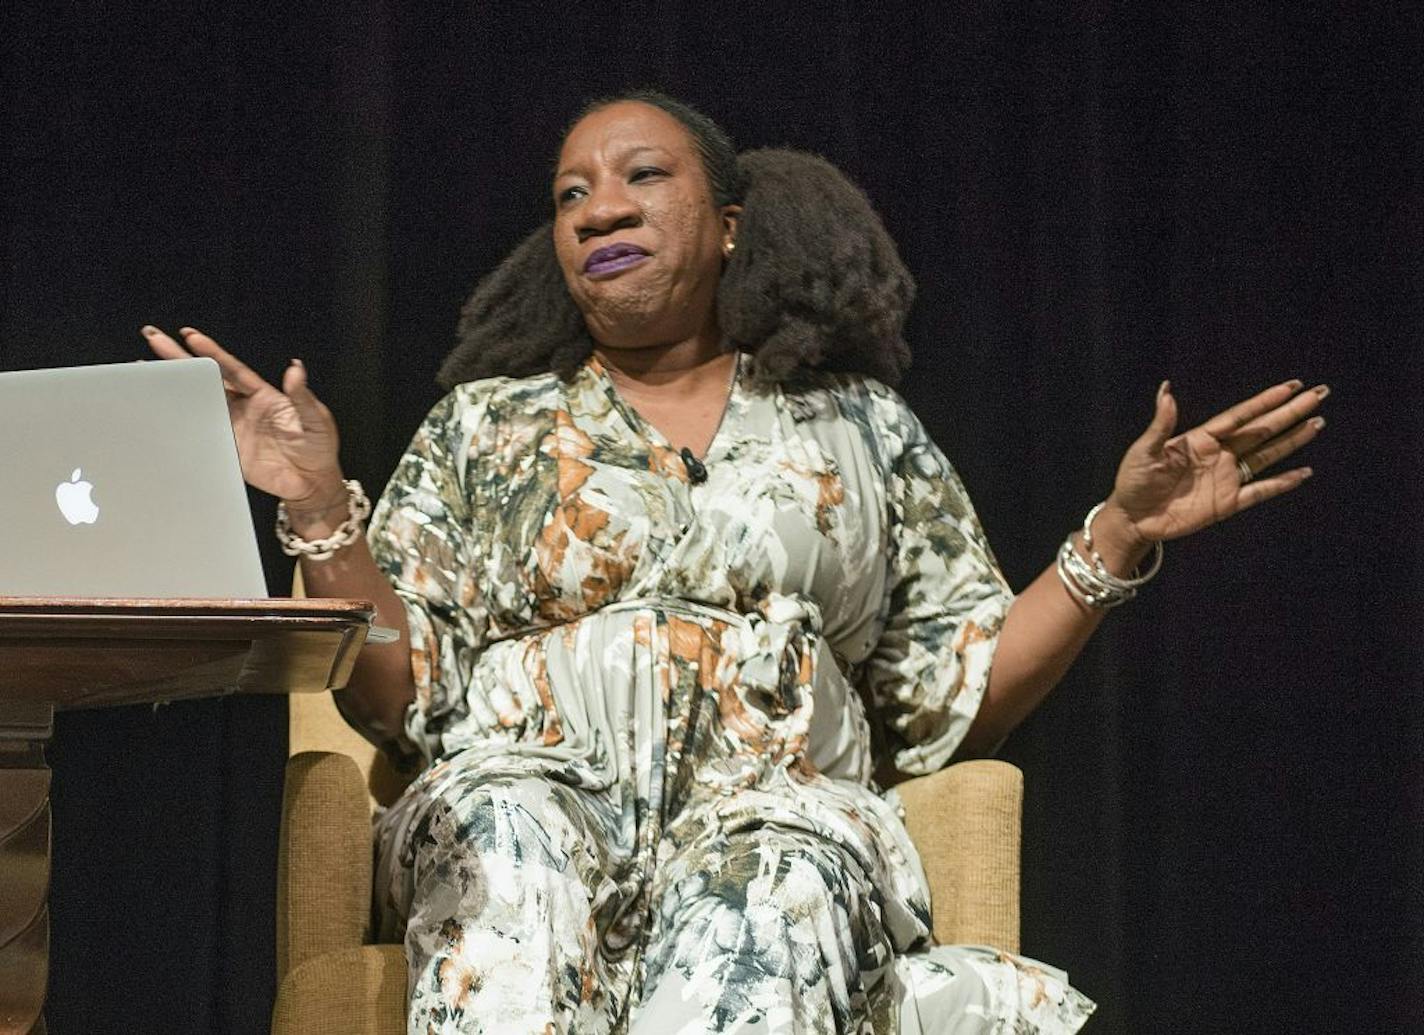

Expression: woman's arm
xmin=143 ymin=326 xmax=418 ymax=748
xmin=956 ymin=378 xmax=1326 ymax=758
xmin=284 ymin=480 xmax=417 ymax=749
xmin=956 ymin=502 xmax=1148 ymax=756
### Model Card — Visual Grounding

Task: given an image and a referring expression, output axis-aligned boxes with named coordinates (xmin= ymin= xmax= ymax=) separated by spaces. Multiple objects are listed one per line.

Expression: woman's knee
xmin=395 ymin=773 xmax=605 ymax=941
xmin=417 ymin=775 xmax=585 ymax=870
xmin=400 ymin=775 xmax=609 ymax=1030
xmin=641 ymin=832 xmax=890 ymax=1013
xmin=675 ymin=832 xmax=868 ymax=929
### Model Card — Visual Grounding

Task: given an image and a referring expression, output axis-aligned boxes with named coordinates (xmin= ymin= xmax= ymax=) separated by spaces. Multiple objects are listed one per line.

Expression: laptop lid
xmin=0 ymin=357 xmax=268 ymax=598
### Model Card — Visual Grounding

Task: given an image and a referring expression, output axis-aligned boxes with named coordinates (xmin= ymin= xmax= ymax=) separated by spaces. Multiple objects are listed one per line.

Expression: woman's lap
xmin=375 ymin=767 xmax=1091 ymax=1034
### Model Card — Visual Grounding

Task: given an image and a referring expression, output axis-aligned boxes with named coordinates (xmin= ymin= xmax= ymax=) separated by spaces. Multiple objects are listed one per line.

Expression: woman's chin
xmin=581 ymin=305 xmax=677 ymax=350
xmin=578 ymin=280 xmax=713 ymax=353
xmin=591 ymin=335 xmax=675 ymax=353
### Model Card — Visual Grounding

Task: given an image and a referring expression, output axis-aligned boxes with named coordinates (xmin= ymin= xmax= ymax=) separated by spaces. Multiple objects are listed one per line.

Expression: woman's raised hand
xmin=1106 ymin=379 xmax=1328 ymax=545
xmin=141 ymin=326 xmax=343 ymax=505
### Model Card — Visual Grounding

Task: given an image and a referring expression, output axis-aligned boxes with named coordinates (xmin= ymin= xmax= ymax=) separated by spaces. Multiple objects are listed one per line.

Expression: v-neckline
xmin=585 ymin=352 xmax=741 ymax=464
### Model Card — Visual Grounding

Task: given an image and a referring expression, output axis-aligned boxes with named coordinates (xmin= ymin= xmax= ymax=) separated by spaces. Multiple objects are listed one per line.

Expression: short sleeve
xmin=861 ymin=392 xmax=1014 ymax=776
xmin=367 ymin=388 xmax=490 ymax=763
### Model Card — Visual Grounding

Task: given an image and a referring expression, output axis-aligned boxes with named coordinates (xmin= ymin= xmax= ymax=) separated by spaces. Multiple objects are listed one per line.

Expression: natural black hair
xmin=438 ymin=92 xmax=914 ymax=391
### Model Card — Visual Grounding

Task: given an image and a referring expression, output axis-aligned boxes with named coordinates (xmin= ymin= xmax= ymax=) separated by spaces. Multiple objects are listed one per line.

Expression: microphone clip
xmin=679 ymin=447 xmax=708 ymax=485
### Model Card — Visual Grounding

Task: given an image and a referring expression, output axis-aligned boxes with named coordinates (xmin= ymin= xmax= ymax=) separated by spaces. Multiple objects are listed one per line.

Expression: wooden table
xmin=0 ymin=598 xmax=375 ymax=1035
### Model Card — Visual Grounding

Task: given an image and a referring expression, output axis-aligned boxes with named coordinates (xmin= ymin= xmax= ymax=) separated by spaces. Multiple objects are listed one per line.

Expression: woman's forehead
xmin=556 ymin=101 xmax=696 ymax=175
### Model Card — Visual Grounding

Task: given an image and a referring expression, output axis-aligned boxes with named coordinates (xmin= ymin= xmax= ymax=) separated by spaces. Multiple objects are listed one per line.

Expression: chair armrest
xmin=271 ymin=944 xmax=406 ymax=1035
xmin=276 ymin=750 xmax=375 ymax=981
xmin=896 ymin=758 xmax=1022 ymax=953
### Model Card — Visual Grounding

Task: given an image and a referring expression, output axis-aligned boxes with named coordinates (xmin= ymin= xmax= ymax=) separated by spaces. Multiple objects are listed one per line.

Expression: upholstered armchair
xmin=271 ymin=687 xmax=1023 ymax=1035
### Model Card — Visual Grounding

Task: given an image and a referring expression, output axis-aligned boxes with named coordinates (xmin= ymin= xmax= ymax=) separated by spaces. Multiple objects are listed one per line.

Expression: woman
xmin=144 ymin=91 xmax=1326 ymax=1034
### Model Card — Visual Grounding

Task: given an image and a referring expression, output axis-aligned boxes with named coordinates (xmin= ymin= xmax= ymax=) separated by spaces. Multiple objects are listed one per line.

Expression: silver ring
xmin=1237 ymin=457 xmax=1254 ymax=484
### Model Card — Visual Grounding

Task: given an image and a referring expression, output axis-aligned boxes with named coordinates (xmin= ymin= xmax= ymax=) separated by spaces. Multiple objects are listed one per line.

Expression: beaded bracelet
xmin=275 ymin=479 xmax=371 ymax=561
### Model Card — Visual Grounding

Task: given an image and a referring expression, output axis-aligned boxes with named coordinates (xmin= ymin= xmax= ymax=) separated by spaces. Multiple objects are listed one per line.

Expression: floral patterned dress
xmin=367 ymin=355 xmax=1095 ymax=1034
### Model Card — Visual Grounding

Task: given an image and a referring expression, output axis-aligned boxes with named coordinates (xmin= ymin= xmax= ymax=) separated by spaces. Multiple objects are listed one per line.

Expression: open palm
xmin=1112 ymin=379 xmax=1327 ymax=543
xmin=142 ymin=326 xmax=341 ymax=504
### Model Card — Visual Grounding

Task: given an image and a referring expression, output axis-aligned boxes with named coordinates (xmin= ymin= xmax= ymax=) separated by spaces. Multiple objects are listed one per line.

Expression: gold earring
xmin=725 ymin=240 xmax=737 ymax=257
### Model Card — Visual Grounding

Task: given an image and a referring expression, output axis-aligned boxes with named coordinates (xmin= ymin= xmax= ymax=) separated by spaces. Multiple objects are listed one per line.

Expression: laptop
xmin=0 ymin=357 xmax=268 ymax=598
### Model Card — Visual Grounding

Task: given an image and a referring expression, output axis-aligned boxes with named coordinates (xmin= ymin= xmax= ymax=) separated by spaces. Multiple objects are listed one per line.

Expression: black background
xmin=2 ymin=3 xmax=1419 ymax=1033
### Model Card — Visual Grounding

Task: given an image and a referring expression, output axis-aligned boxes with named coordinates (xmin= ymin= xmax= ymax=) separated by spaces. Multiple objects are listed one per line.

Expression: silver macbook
xmin=0 ymin=357 xmax=268 ymax=598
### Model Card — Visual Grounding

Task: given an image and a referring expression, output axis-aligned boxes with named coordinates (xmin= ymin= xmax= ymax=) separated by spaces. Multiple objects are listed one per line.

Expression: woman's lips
xmin=584 ymin=243 xmax=651 ymax=278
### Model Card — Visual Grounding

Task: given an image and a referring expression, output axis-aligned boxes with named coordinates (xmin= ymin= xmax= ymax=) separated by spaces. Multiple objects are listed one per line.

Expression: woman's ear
xmin=720 ymin=204 xmax=743 ymax=257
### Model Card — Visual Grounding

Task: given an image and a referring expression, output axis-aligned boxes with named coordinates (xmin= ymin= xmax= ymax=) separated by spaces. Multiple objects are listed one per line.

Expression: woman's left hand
xmin=1106 ymin=378 xmax=1328 ymax=545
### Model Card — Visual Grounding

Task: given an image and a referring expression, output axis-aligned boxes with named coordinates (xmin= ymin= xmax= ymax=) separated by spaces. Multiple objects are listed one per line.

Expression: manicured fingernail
xmin=1314 ymin=384 xmax=1330 ymax=398
xmin=1158 ymin=379 xmax=1170 ymax=399
xmin=291 ymin=358 xmax=304 ymax=369
xmin=1311 ymin=416 xmax=1325 ymax=429
xmin=1284 ymin=378 xmax=1304 ymax=391
xmin=178 ymin=326 xmax=195 ymax=336
xmin=140 ymin=324 xmax=157 ymax=337
xmin=1300 ymin=467 xmax=1314 ymax=479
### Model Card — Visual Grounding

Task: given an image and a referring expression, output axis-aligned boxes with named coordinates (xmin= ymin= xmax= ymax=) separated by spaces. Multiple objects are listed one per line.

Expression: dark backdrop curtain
xmin=2 ymin=4 xmax=1418 ymax=1033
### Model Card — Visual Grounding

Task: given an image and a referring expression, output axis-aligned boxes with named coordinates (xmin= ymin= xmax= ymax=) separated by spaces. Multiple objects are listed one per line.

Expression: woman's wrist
xmin=282 ymin=475 xmax=353 ymax=538
xmin=276 ymin=477 xmax=371 ymax=561
xmin=1084 ymin=498 xmax=1154 ymax=577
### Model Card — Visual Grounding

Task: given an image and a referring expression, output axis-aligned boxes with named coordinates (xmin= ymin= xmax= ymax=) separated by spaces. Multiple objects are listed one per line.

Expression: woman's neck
xmin=595 ymin=331 xmax=734 ymax=393
xmin=594 ymin=332 xmax=741 ymax=459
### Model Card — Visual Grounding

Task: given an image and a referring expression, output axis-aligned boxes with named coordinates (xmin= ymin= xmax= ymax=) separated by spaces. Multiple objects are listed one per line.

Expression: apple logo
xmin=56 ymin=468 xmax=100 ymax=525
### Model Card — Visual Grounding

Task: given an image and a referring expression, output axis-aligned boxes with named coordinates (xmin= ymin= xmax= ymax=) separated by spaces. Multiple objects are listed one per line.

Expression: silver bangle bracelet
xmin=275 ymin=479 xmax=371 ymax=561
xmin=1055 ymin=501 xmax=1163 ymax=609
xmin=1080 ymin=501 xmax=1163 ymax=589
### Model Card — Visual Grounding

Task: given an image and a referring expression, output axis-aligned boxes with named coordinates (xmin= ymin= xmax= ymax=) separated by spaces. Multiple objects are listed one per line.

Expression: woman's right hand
xmin=145 ymin=325 xmax=417 ymax=740
xmin=142 ymin=325 xmax=344 ymax=506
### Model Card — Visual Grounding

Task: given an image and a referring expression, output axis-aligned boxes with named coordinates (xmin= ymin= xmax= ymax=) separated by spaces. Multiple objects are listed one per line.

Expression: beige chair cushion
xmin=271 ymin=944 xmax=406 ymax=1035
xmin=896 ymin=759 xmax=1022 ymax=952
xmin=275 ymin=751 xmax=374 ymax=983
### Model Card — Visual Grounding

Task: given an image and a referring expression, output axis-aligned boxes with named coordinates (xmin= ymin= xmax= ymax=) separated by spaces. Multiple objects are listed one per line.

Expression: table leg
xmin=0 ymin=701 xmax=52 ymax=1035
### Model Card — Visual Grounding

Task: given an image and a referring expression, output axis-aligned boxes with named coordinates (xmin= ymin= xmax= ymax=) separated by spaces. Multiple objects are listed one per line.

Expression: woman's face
xmin=553 ymin=101 xmax=739 ymax=351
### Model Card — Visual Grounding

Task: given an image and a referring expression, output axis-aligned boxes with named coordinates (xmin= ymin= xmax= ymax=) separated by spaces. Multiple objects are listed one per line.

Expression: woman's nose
xmin=575 ymin=182 xmax=640 ymax=241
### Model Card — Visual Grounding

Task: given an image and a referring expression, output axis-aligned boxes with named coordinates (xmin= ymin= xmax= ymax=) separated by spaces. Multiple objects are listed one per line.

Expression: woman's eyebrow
xmin=554 ymin=145 xmax=671 ymax=182
xmin=615 ymin=145 xmax=666 ymax=163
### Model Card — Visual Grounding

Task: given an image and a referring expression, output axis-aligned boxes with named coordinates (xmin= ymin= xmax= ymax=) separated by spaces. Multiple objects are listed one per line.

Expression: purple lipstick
xmin=584 ymin=242 xmax=650 ymax=278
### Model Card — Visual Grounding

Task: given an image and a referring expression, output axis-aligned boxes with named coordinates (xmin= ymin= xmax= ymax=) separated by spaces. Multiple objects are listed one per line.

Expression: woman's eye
xmin=630 ymin=167 xmax=666 ymax=183
xmin=556 ymin=185 xmax=586 ymax=205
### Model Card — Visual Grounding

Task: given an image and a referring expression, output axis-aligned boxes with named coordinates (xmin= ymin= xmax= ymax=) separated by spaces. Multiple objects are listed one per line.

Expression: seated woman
xmin=144 ymin=91 xmax=1325 ymax=1034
